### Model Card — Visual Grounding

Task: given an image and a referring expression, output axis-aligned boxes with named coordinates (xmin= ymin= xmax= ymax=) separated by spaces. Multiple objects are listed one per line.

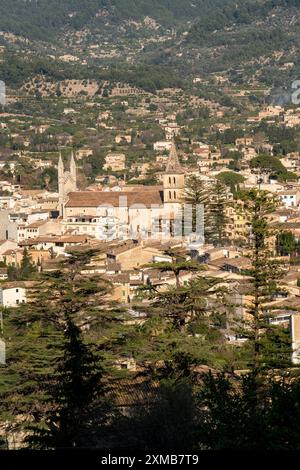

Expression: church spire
xmin=166 ymin=142 xmax=184 ymax=174
xmin=58 ymin=151 xmax=77 ymax=219
xmin=70 ymin=150 xmax=77 ymax=186
xmin=163 ymin=142 xmax=185 ymax=205
xmin=58 ymin=151 xmax=64 ymax=176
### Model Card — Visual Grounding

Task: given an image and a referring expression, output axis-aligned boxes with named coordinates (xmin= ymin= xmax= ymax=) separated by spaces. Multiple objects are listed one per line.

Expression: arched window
xmin=174 ymin=191 xmax=176 ymax=199
xmin=169 ymin=177 xmax=171 ymax=184
xmin=173 ymin=177 xmax=176 ymax=184
xmin=169 ymin=191 xmax=172 ymax=199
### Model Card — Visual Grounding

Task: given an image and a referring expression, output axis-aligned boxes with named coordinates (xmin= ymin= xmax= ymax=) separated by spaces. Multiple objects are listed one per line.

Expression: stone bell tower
xmin=163 ymin=143 xmax=185 ymax=204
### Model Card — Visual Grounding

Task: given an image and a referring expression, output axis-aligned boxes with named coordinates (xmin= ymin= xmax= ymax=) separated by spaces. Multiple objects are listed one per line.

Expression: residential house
xmin=76 ymin=147 xmax=93 ymax=160
xmin=17 ymin=219 xmax=62 ymax=243
xmin=278 ymin=189 xmax=300 ymax=208
xmin=153 ymin=141 xmax=173 ymax=152
xmin=0 ymin=284 xmax=26 ymax=307
xmin=103 ymin=153 xmax=126 ymax=172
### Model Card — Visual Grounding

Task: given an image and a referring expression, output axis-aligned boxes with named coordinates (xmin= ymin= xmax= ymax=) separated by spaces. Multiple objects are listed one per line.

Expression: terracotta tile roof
xmin=20 ymin=189 xmax=45 ymax=197
xmin=123 ymin=185 xmax=163 ymax=192
xmin=210 ymin=256 xmax=251 ymax=270
xmin=105 ymin=273 xmax=130 ymax=283
xmin=0 ymin=281 xmax=27 ymax=289
xmin=26 ymin=220 xmax=48 ymax=228
xmin=65 ymin=190 xmax=164 ymax=208
xmin=282 ymin=271 xmax=300 ymax=282
xmin=37 ymin=197 xmax=59 ymax=202
xmin=108 ymin=241 xmax=137 ymax=255
xmin=106 ymin=262 xmax=122 ymax=272
xmin=19 ymin=235 xmax=90 ymax=246
xmin=2 ymin=249 xmax=22 ymax=255
xmin=265 ymin=296 xmax=300 ymax=310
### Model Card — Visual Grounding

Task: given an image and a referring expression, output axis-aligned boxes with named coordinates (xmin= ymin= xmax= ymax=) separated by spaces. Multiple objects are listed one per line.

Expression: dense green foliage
xmin=0 ymin=0 xmax=240 ymax=40
xmin=184 ymin=176 xmax=230 ymax=246
xmin=239 ymin=189 xmax=289 ymax=369
xmin=216 ymin=171 xmax=246 ymax=194
xmin=0 ymin=52 xmax=184 ymax=93
xmin=250 ymin=154 xmax=298 ymax=182
xmin=276 ymin=231 xmax=299 ymax=256
xmin=195 ymin=371 xmax=300 ymax=450
xmin=188 ymin=0 xmax=300 ymax=43
xmin=0 ymin=208 xmax=296 ymax=449
xmin=0 ymin=249 xmax=123 ymax=447
xmin=1 ymin=0 xmax=300 ymax=89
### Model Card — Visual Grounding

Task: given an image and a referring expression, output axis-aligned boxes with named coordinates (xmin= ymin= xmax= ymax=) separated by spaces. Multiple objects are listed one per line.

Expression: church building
xmin=59 ymin=144 xmax=188 ymax=241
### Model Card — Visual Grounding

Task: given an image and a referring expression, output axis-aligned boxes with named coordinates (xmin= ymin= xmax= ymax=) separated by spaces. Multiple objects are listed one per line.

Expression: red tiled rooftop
xmin=65 ymin=190 xmax=164 ymax=208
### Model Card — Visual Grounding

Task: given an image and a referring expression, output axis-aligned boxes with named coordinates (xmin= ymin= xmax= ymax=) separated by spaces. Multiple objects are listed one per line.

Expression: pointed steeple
xmin=70 ymin=151 xmax=77 ymax=187
xmin=163 ymin=142 xmax=185 ymax=204
xmin=58 ymin=151 xmax=77 ymax=218
xmin=58 ymin=151 xmax=64 ymax=174
xmin=166 ymin=142 xmax=184 ymax=174
xmin=58 ymin=152 xmax=64 ymax=170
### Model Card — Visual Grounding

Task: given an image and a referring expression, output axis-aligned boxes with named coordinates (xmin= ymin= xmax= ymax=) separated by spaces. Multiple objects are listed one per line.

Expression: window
xmin=169 ymin=191 xmax=172 ymax=199
xmin=173 ymin=177 xmax=176 ymax=184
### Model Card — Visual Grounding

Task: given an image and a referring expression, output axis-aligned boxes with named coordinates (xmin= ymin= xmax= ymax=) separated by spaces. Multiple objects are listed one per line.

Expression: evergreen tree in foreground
xmin=27 ymin=314 xmax=109 ymax=449
xmin=0 ymin=248 xmax=121 ymax=449
xmin=239 ymin=189 xmax=290 ymax=370
xmin=196 ymin=370 xmax=300 ymax=450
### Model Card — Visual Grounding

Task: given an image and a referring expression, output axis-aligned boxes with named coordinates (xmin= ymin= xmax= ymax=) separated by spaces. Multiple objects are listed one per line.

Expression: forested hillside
xmin=1 ymin=0 xmax=300 ymax=91
xmin=0 ymin=0 xmax=239 ymax=41
xmin=188 ymin=0 xmax=300 ymax=43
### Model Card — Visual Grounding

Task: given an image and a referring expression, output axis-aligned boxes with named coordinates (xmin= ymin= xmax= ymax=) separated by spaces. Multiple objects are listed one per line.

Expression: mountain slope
xmin=0 ymin=0 xmax=245 ymax=41
xmin=0 ymin=0 xmax=300 ymax=92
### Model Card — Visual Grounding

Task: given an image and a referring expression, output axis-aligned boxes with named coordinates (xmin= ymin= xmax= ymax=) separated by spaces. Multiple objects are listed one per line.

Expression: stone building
xmin=59 ymin=144 xmax=190 ymax=242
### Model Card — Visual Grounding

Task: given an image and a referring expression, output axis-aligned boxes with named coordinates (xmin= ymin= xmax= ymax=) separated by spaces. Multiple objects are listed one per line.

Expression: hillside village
xmin=3 ymin=0 xmax=300 ymax=454
xmin=1 ymin=75 xmax=300 ymax=370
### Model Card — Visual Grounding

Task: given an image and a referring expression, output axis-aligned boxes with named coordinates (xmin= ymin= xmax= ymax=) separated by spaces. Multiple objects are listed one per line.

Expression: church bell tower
xmin=163 ymin=143 xmax=185 ymax=204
